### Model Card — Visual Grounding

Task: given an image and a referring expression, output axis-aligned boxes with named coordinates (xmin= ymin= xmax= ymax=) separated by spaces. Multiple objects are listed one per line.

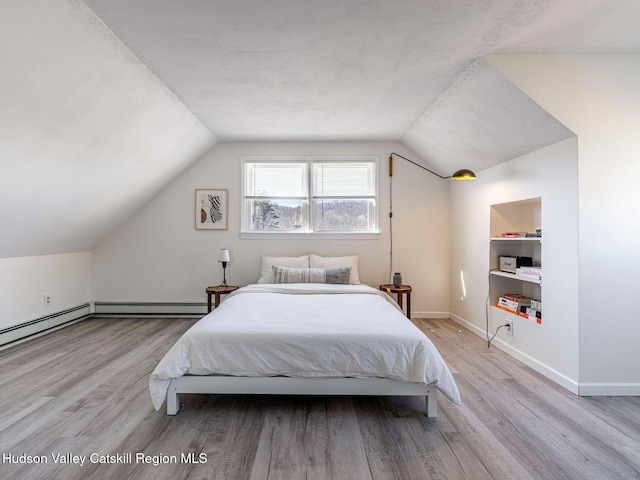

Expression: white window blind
xmin=245 ymin=163 xmax=307 ymax=198
xmin=312 ymin=162 xmax=376 ymax=198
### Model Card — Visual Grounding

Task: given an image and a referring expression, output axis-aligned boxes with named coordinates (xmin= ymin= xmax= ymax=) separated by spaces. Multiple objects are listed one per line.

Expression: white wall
xmin=0 ymin=252 xmax=91 ymax=329
xmin=450 ymin=138 xmax=580 ymax=390
xmin=91 ymin=141 xmax=452 ymax=315
xmin=489 ymin=55 xmax=640 ymax=394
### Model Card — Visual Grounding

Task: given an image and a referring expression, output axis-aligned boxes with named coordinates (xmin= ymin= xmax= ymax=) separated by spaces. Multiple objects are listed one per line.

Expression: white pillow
xmin=309 ymin=254 xmax=360 ymax=284
xmin=258 ymin=255 xmax=310 ymax=283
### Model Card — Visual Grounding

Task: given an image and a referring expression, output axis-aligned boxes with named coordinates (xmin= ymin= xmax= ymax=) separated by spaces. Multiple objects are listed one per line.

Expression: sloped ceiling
xmin=2 ymin=1 xmax=640 ymax=258
xmin=0 ymin=0 xmax=216 ymax=258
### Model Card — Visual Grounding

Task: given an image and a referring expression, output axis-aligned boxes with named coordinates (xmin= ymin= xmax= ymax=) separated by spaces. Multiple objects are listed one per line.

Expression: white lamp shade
xmin=218 ymin=249 xmax=230 ymax=263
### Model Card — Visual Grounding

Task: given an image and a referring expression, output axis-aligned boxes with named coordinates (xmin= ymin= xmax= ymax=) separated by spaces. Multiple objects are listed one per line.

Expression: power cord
xmin=389 ymin=173 xmax=393 ymax=284
xmin=485 ymin=270 xmax=491 ymax=345
xmin=487 ymin=324 xmax=510 ymax=347
xmin=486 ymin=269 xmax=510 ymax=347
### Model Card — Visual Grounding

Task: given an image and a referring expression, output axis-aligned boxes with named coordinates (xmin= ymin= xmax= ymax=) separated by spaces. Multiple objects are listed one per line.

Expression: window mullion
xmin=307 ymin=158 xmax=315 ymax=232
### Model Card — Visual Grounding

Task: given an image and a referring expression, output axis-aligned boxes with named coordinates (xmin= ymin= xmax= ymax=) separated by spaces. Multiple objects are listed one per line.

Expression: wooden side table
xmin=206 ymin=285 xmax=239 ymax=312
xmin=379 ymin=284 xmax=412 ymax=318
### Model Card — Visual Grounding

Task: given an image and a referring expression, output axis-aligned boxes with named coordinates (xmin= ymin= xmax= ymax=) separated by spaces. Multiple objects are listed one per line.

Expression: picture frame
xmin=195 ymin=189 xmax=228 ymax=230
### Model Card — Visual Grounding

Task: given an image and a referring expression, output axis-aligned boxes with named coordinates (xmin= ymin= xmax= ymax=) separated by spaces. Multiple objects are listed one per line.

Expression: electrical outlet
xmin=43 ymin=294 xmax=51 ymax=307
xmin=505 ymin=319 xmax=513 ymax=336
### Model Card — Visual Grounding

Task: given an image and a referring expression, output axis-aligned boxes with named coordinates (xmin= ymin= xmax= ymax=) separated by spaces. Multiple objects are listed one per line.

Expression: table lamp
xmin=218 ymin=248 xmax=230 ymax=286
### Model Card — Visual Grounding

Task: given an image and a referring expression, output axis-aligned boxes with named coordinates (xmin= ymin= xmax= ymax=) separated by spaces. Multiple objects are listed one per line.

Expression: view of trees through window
xmin=251 ymin=199 xmax=369 ymax=231
xmin=315 ymin=200 xmax=369 ymax=231
xmin=251 ymin=200 xmax=303 ymax=230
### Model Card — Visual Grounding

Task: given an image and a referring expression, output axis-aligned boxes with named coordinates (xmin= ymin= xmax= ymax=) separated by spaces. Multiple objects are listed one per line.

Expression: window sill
xmin=239 ymin=231 xmax=380 ymax=240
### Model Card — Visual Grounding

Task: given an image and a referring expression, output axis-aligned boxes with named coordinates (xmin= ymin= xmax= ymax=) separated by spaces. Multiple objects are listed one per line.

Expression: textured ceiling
xmin=85 ymin=0 xmax=640 ymax=174
xmin=3 ymin=0 xmax=640 ymax=258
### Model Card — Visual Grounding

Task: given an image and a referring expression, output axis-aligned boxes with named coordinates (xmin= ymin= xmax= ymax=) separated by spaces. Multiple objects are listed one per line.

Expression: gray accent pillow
xmin=272 ymin=266 xmax=352 ymax=284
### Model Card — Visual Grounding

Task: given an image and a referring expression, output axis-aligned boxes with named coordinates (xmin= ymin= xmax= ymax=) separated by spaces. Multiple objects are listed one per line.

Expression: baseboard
xmin=0 ymin=303 xmax=91 ymax=347
xmin=449 ymin=313 xmax=580 ymax=395
xmin=94 ymin=302 xmax=206 ymax=317
xmin=578 ymin=383 xmax=640 ymax=396
xmin=411 ymin=311 xmax=450 ymax=319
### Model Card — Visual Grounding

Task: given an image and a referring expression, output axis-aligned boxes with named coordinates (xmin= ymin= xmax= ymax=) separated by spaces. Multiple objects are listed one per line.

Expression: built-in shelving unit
xmin=489 ymin=197 xmax=542 ymax=324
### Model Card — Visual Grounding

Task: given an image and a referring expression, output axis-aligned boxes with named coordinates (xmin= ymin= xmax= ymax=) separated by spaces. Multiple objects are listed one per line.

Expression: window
xmin=241 ymin=157 xmax=378 ymax=237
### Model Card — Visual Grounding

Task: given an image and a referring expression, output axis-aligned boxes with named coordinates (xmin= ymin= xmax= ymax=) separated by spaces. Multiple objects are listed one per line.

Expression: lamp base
xmin=219 ymin=263 xmax=228 ymax=287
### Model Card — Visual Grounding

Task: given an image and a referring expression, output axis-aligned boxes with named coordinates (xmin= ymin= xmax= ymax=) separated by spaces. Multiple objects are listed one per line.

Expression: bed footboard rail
xmin=165 ymin=376 xmax=438 ymax=417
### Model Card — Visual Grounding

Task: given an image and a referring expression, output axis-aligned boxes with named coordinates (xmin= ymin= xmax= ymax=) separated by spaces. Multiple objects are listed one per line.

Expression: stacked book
xmin=499 ymin=230 xmax=542 ymax=238
xmin=526 ymin=299 xmax=542 ymax=324
xmin=516 ymin=266 xmax=542 ymax=282
xmin=496 ymin=294 xmax=532 ymax=315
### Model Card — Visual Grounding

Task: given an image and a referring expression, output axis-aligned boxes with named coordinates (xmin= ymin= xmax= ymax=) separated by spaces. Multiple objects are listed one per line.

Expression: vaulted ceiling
xmin=2 ymin=0 xmax=640 ymax=257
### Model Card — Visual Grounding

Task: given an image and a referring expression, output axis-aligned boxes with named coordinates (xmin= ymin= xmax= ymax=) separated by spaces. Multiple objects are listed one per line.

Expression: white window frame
xmin=240 ymin=156 xmax=379 ymax=240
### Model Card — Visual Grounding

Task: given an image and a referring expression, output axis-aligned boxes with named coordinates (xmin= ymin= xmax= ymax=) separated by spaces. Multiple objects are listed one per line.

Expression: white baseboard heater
xmin=0 ymin=303 xmax=91 ymax=347
xmin=93 ymin=302 xmax=206 ymax=317
xmin=1 ymin=302 xmax=206 ymax=348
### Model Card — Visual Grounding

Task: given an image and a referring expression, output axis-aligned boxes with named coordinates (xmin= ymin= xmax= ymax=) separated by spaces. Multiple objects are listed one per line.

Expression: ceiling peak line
xmin=403 ymin=56 xmax=486 ymax=135
xmin=478 ymin=0 xmax=552 ymax=55
xmin=403 ymin=0 xmax=553 ymax=139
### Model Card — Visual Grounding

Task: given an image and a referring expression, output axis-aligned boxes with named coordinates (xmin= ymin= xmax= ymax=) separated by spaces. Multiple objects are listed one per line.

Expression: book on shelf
xmin=498 ymin=296 xmax=532 ymax=307
xmin=502 ymin=293 xmax=527 ymax=301
xmin=517 ymin=309 xmax=542 ymax=324
xmin=496 ymin=304 xmax=530 ymax=316
xmin=518 ymin=266 xmax=542 ymax=275
xmin=526 ymin=307 xmax=542 ymax=319
xmin=497 ymin=296 xmax=531 ymax=314
xmin=516 ymin=267 xmax=542 ymax=281
xmin=496 ymin=304 xmax=519 ymax=314
xmin=516 ymin=273 xmax=542 ymax=282
xmin=526 ymin=308 xmax=542 ymax=324
xmin=499 ymin=231 xmax=541 ymax=238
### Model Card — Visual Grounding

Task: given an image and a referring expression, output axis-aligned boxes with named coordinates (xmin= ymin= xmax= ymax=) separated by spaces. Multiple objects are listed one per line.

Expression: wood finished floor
xmin=1 ymin=317 xmax=639 ymax=480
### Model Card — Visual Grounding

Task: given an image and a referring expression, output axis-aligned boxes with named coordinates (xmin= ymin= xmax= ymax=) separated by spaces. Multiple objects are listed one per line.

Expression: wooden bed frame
xmin=166 ymin=376 xmax=438 ymax=417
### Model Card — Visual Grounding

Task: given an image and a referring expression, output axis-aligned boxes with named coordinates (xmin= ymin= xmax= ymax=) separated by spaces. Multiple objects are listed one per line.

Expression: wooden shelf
xmin=490 ymin=269 xmax=541 ymax=285
xmin=490 ymin=306 xmax=542 ymax=325
xmin=490 ymin=237 xmax=541 ymax=242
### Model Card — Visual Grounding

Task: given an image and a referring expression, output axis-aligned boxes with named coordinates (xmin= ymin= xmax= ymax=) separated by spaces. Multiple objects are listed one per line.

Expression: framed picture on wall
xmin=195 ymin=189 xmax=228 ymax=230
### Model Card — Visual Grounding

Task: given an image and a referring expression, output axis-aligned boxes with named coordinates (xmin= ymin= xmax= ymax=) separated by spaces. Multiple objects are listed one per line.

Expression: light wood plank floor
xmin=1 ymin=317 xmax=639 ymax=480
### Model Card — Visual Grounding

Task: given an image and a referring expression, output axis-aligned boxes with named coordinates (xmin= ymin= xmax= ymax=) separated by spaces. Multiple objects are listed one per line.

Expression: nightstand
xmin=379 ymin=284 xmax=412 ymax=318
xmin=206 ymin=285 xmax=239 ymax=312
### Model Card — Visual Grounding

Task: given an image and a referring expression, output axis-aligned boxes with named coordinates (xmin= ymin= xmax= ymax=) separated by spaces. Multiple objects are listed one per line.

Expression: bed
xmin=150 ymin=282 xmax=460 ymax=417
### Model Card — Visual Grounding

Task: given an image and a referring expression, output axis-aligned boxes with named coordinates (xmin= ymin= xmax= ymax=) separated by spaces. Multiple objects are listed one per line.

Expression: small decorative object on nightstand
xmin=379 ymin=284 xmax=412 ymax=318
xmin=206 ymin=285 xmax=239 ymax=312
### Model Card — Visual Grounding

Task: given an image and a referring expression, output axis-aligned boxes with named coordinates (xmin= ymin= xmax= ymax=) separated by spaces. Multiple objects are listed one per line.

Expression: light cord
xmin=389 ymin=173 xmax=393 ymax=283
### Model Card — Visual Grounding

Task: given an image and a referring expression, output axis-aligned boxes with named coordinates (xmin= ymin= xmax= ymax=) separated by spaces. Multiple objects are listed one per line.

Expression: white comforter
xmin=149 ymin=284 xmax=460 ymax=409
